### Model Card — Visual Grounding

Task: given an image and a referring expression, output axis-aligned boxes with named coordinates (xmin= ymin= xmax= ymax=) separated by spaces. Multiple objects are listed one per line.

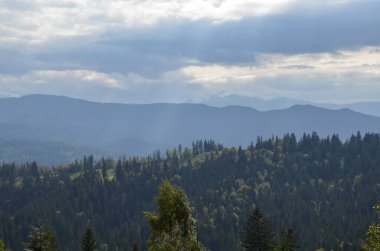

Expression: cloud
xmin=174 ymin=47 xmax=380 ymax=102
xmin=2 ymin=0 xmax=379 ymax=53
xmin=34 ymin=70 xmax=123 ymax=88
xmin=2 ymin=0 xmax=374 ymax=76
xmin=0 ymin=0 xmax=296 ymax=43
xmin=1 ymin=47 xmax=379 ymax=104
xmin=0 ymin=69 xmax=203 ymax=103
xmin=0 ymin=0 xmax=379 ymax=103
xmin=180 ymin=47 xmax=380 ymax=84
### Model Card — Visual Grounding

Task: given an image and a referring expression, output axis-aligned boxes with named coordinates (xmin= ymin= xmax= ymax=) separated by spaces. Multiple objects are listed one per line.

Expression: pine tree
xmin=115 ymin=160 xmax=126 ymax=183
xmin=144 ymin=180 xmax=205 ymax=251
xmin=25 ymin=224 xmax=59 ymax=251
xmin=81 ymin=228 xmax=96 ymax=251
xmin=240 ymin=207 xmax=274 ymax=251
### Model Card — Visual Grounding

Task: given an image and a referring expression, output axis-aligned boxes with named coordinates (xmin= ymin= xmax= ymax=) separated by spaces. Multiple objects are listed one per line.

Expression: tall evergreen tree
xmin=240 ymin=207 xmax=274 ymax=251
xmin=25 ymin=224 xmax=59 ymax=251
xmin=144 ymin=180 xmax=205 ymax=251
xmin=81 ymin=228 xmax=96 ymax=251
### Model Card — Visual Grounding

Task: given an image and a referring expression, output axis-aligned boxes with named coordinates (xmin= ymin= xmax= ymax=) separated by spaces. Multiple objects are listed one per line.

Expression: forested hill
xmin=1 ymin=133 xmax=379 ymax=251
xmin=1 ymin=95 xmax=380 ymax=164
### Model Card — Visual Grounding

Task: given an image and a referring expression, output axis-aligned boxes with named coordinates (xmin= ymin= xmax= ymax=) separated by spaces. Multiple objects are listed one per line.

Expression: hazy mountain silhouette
xmin=201 ymin=94 xmax=380 ymax=117
xmin=201 ymin=94 xmax=308 ymax=110
xmin=1 ymin=94 xmax=379 ymax=164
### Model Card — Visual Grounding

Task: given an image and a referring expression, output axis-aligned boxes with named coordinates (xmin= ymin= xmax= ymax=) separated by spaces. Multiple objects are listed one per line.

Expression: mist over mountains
xmin=201 ymin=94 xmax=380 ymax=117
xmin=0 ymin=94 xmax=379 ymax=165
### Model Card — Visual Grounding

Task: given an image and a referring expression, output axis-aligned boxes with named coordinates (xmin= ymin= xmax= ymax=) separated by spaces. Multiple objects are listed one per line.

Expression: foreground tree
xmin=366 ymin=203 xmax=380 ymax=250
xmin=25 ymin=224 xmax=59 ymax=251
xmin=81 ymin=228 xmax=97 ymax=251
xmin=240 ymin=207 xmax=274 ymax=251
xmin=144 ymin=180 xmax=205 ymax=251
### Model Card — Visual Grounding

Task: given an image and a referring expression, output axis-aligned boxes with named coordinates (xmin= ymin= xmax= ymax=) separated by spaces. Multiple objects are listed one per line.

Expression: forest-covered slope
xmin=0 ymin=138 xmax=108 ymax=165
xmin=0 ymin=133 xmax=379 ymax=250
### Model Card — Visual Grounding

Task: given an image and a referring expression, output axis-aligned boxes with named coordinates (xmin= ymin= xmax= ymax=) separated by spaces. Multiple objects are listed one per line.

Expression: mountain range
xmin=201 ymin=94 xmax=380 ymax=117
xmin=0 ymin=94 xmax=380 ymax=165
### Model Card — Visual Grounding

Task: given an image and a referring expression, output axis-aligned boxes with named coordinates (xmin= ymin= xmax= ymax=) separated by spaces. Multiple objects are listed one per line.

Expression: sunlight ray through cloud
xmin=0 ymin=0 xmax=379 ymax=103
xmin=1 ymin=0 xmax=296 ymax=42
xmin=174 ymin=47 xmax=380 ymax=102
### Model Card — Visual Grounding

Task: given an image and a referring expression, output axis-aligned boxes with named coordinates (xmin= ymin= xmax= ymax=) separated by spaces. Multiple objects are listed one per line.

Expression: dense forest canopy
xmin=0 ymin=133 xmax=379 ymax=250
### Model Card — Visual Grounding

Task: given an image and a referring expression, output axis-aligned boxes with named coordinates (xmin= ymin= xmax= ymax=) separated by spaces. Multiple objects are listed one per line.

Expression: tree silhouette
xmin=81 ymin=228 xmax=96 ymax=251
xmin=240 ymin=207 xmax=274 ymax=251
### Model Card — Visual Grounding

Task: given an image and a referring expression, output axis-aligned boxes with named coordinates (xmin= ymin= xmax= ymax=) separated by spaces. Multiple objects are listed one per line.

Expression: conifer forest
xmin=1 ymin=133 xmax=380 ymax=250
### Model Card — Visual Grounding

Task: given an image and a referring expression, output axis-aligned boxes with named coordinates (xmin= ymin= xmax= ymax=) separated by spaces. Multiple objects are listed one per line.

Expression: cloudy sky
xmin=0 ymin=0 xmax=379 ymax=104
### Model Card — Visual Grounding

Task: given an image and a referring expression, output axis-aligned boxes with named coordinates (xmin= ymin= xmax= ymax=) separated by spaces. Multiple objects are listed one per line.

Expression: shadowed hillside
xmin=0 ymin=95 xmax=380 ymax=164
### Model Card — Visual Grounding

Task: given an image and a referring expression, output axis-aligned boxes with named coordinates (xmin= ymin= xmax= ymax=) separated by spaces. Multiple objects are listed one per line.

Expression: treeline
xmin=0 ymin=134 xmax=380 ymax=250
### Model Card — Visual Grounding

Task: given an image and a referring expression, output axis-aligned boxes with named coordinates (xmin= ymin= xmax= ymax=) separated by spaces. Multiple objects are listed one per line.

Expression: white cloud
xmin=0 ymin=0 xmax=298 ymax=43
xmin=0 ymin=68 xmax=199 ymax=103
xmin=181 ymin=65 xmax=257 ymax=85
xmin=34 ymin=70 xmax=123 ymax=88
xmin=178 ymin=47 xmax=380 ymax=84
xmin=175 ymin=47 xmax=380 ymax=102
xmin=0 ymin=69 xmax=125 ymax=98
xmin=0 ymin=0 xmax=378 ymax=104
xmin=0 ymin=47 xmax=379 ymax=103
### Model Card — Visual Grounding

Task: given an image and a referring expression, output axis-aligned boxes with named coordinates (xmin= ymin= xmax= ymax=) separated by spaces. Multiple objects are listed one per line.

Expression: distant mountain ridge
xmin=0 ymin=94 xmax=380 ymax=165
xmin=200 ymin=94 xmax=380 ymax=117
xmin=0 ymin=138 xmax=108 ymax=166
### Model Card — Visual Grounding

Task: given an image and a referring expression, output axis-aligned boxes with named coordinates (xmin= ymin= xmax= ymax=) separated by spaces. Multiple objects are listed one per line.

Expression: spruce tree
xmin=81 ymin=228 xmax=96 ymax=251
xmin=284 ymin=228 xmax=299 ymax=250
xmin=144 ymin=180 xmax=205 ymax=251
xmin=240 ymin=207 xmax=274 ymax=251
xmin=25 ymin=224 xmax=59 ymax=251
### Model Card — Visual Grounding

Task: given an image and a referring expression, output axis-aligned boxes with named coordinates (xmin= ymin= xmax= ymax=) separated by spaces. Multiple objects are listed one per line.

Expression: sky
xmin=0 ymin=0 xmax=379 ymax=104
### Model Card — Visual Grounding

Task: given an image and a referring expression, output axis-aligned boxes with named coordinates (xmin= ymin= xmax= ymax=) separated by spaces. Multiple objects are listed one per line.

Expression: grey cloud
xmin=0 ymin=69 xmax=204 ymax=104
xmin=17 ymin=0 xmax=377 ymax=78
xmin=279 ymin=65 xmax=315 ymax=69
xmin=0 ymin=46 xmax=35 ymax=74
xmin=185 ymin=0 xmax=380 ymax=55
xmin=0 ymin=0 xmax=379 ymax=104
xmin=0 ymin=0 xmax=39 ymax=10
